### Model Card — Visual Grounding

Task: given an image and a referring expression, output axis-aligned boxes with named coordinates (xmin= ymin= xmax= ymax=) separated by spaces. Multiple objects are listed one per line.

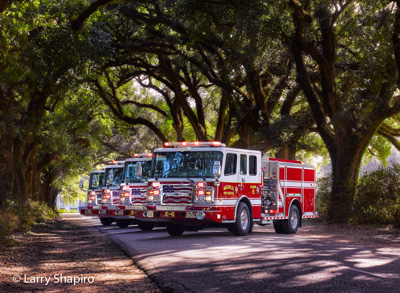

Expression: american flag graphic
xmin=131 ymin=187 xmax=147 ymax=204
xmin=112 ymin=190 xmax=120 ymax=204
xmin=162 ymin=184 xmax=194 ymax=204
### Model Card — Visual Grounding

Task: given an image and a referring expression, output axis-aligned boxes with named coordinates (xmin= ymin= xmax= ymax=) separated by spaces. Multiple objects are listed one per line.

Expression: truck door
xmin=224 ymin=153 xmax=239 ymax=184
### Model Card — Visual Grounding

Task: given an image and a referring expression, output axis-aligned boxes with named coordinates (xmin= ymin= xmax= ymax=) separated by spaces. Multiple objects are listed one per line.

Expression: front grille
xmin=162 ymin=184 xmax=194 ymax=204
xmin=131 ymin=188 xmax=147 ymax=204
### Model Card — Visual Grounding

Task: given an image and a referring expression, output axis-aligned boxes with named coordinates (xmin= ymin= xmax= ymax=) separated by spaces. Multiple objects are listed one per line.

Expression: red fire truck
xmin=109 ymin=154 xmax=155 ymax=230
xmin=80 ymin=168 xmax=105 ymax=216
xmin=96 ymin=160 xmax=125 ymax=226
xmin=134 ymin=141 xmax=317 ymax=236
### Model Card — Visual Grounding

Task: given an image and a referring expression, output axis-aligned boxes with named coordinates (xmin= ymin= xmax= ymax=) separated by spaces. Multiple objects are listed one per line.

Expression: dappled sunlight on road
xmin=82 ymin=216 xmax=400 ymax=292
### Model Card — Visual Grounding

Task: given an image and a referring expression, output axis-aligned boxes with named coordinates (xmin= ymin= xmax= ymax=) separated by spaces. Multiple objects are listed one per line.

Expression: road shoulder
xmin=0 ymin=214 xmax=160 ymax=293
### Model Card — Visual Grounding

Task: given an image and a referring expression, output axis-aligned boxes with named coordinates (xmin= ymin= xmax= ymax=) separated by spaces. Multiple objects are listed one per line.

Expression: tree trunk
xmin=0 ymin=95 xmax=15 ymax=207
xmin=0 ymin=146 xmax=13 ymax=207
xmin=327 ymin=138 xmax=364 ymax=223
xmin=12 ymin=138 xmax=28 ymax=201
xmin=49 ymin=185 xmax=59 ymax=210
xmin=275 ymin=144 xmax=297 ymax=160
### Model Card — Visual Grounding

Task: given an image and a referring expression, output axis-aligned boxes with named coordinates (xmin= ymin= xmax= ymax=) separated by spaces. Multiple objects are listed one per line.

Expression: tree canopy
xmin=1 ymin=0 xmax=400 ymax=224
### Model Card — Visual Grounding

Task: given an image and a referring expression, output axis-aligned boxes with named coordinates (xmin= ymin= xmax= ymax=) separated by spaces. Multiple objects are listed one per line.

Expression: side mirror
xmin=212 ymin=161 xmax=221 ymax=178
xmin=79 ymin=179 xmax=83 ymax=189
xmin=135 ymin=162 xmax=143 ymax=179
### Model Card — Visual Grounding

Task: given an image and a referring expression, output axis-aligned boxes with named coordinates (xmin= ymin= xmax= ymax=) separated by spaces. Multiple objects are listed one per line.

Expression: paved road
xmin=83 ymin=217 xmax=400 ymax=293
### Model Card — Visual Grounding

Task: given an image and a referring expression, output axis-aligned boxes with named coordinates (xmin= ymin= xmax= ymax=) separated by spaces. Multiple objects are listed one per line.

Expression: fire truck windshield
xmin=89 ymin=172 xmax=104 ymax=189
xmin=123 ymin=161 xmax=151 ymax=182
xmin=104 ymin=167 xmax=124 ymax=186
xmin=150 ymin=151 xmax=223 ymax=178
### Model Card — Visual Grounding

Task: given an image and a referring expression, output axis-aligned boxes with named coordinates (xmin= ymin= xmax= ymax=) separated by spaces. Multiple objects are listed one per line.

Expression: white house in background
xmin=56 ymin=195 xmax=85 ymax=211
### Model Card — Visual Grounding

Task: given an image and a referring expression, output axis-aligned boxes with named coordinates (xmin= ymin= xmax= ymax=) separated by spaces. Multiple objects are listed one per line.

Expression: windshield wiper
xmin=186 ymin=177 xmax=194 ymax=183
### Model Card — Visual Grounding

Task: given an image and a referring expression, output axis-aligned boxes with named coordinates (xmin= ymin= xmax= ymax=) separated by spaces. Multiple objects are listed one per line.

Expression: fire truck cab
xmin=135 ymin=141 xmax=317 ymax=236
xmin=79 ymin=168 xmax=105 ymax=216
xmin=109 ymin=154 xmax=155 ymax=230
xmin=97 ymin=161 xmax=125 ymax=226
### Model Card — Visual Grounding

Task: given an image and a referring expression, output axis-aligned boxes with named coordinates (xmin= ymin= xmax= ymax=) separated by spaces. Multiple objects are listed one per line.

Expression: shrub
xmin=0 ymin=209 xmax=19 ymax=246
xmin=0 ymin=199 xmax=58 ymax=246
xmin=352 ymin=165 xmax=400 ymax=226
xmin=315 ymin=176 xmax=332 ymax=220
xmin=28 ymin=201 xmax=58 ymax=223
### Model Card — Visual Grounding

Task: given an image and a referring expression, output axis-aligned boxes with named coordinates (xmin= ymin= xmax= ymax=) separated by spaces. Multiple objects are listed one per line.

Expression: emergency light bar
xmin=133 ymin=153 xmax=153 ymax=158
xmin=111 ymin=160 xmax=125 ymax=165
xmin=163 ymin=141 xmax=226 ymax=148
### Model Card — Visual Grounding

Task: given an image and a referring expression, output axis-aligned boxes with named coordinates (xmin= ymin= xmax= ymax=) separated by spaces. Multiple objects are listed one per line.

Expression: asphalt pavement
xmin=83 ymin=217 xmax=400 ymax=293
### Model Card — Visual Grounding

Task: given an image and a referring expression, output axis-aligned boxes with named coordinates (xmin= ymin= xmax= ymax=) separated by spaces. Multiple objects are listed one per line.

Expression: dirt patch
xmin=0 ymin=214 xmax=161 ymax=293
xmin=298 ymin=219 xmax=400 ymax=246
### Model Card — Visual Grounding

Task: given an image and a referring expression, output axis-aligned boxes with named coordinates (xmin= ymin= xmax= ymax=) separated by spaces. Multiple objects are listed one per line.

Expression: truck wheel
xmin=282 ymin=205 xmax=300 ymax=234
xmin=166 ymin=223 xmax=185 ymax=236
xmin=100 ymin=218 xmax=113 ymax=226
xmin=231 ymin=202 xmax=250 ymax=236
xmin=138 ymin=221 xmax=155 ymax=231
xmin=116 ymin=219 xmax=130 ymax=228
xmin=249 ymin=221 xmax=254 ymax=233
xmin=273 ymin=220 xmax=284 ymax=234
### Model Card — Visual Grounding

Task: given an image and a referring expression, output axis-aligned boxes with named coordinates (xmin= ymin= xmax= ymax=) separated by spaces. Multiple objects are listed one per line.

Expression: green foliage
xmin=0 ymin=199 xmax=58 ymax=246
xmin=53 ymin=173 xmax=86 ymax=204
xmin=315 ymin=176 xmax=332 ymax=220
xmin=58 ymin=208 xmax=79 ymax=214
xmin=0 ymin=209 xmax=19 ymax=246
xmin=363 ymin=134 xmax=392 ymax=167
xmin=352 ymin=165 xmax=400 ymax=226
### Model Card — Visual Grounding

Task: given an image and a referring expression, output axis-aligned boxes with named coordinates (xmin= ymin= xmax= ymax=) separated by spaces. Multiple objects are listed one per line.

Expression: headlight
xmin=196 ymin=211 xmax=206 ymax=220
xmin=195 ymin=187 xmax=213 ymax=204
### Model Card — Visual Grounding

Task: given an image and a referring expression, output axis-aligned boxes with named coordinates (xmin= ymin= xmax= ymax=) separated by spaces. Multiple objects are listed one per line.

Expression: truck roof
xmin=125 ymin=157 xmax=152 ymax=162
xmin=153 ymin=146 xmax=261 ymax=155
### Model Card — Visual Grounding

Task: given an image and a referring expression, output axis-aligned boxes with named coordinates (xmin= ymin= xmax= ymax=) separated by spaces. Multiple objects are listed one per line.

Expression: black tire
xmin=138 ymin=221 xmax=155 ymax=231
xmin=231 ymin=202 xmax=251 ymax=236
xmin=116 ymin=219 xmax=130 ymax=228
xmin=166 ymin=223 xmax=185 ymax=236
xmin=282 ymin=205 xmax=300 ymax=234
xmin=100 ymin=218 xmax=113 ymax=226
xmin=273 ymin=220 xmax=284 ymax=234
xmin=249 ymin=221 xmax=254 ymax=233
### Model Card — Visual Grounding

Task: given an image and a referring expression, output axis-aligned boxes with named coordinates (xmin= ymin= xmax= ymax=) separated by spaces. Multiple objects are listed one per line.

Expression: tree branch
xmin=71 ymin=0 xmax=115 ymax=31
